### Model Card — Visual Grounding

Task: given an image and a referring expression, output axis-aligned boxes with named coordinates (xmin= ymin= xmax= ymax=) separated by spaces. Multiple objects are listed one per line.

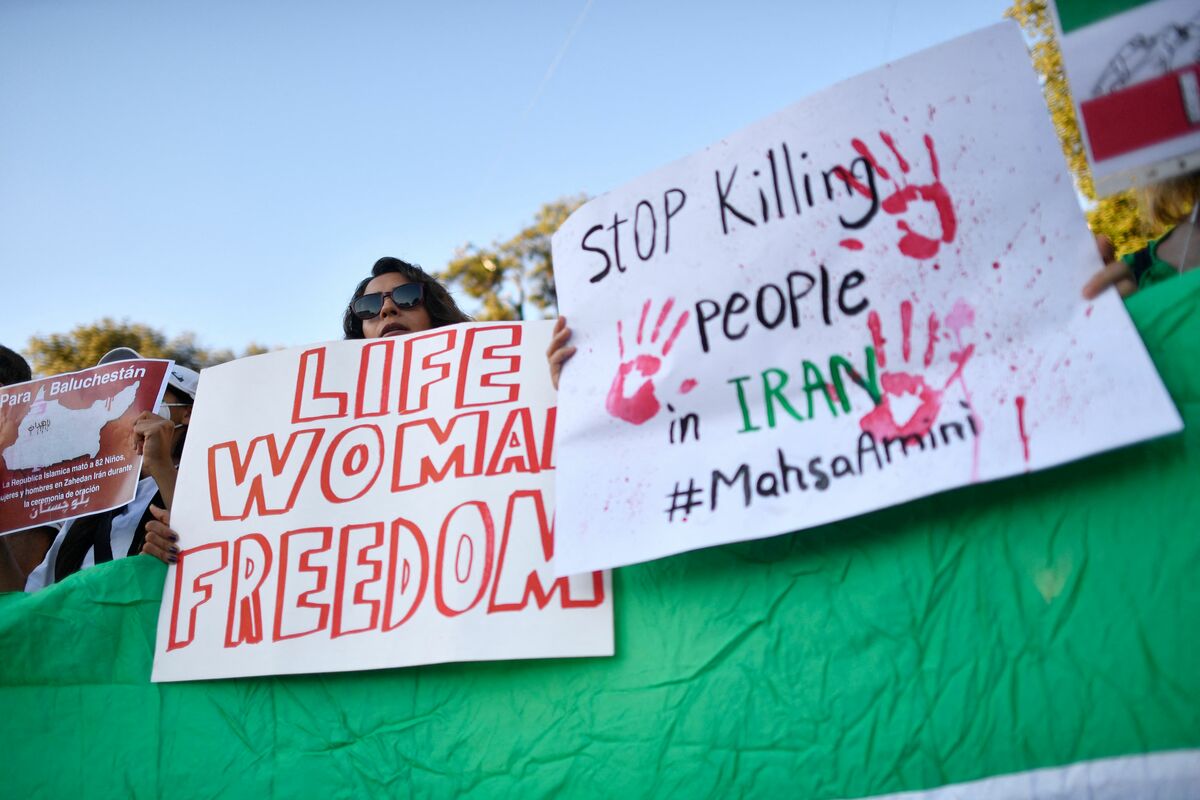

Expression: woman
xmin=144 ymin=257 xmax=473 ymax=562
xmin=343 ymin=256 xmax=471 ymax=339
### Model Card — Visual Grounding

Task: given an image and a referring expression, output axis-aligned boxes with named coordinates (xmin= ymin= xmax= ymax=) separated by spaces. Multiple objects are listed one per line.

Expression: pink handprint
xmin=858 ymin=299 xmax=975 ymax=440
xmin=838 ymin=131 xmax=956 ymax=260
xmin=606 ymin=298 xmax=692 ymax=425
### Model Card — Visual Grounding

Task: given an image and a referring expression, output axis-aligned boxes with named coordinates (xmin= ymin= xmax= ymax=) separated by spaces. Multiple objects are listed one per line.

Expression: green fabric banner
xmin=2 ymin=274 xmax=1198 ymax=799
xmin=1054 ymin=0 xmax=1158 ymax=35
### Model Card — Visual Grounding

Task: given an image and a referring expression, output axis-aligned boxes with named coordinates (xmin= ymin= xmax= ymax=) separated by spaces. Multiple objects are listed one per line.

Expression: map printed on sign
xmin=0 ymin=361 xmax=172 ymax=535
xmin=548 ymin=23 xmax=1183 ymax=575
xmin=3 ymin=383 xmax=140 ymax=470
xmin=152 ymin=322 xmax=612 ymax=683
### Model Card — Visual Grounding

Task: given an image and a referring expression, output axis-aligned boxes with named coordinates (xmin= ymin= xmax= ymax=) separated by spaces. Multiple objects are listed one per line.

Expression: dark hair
xmin=343 ymin=257 xmax=471 ymax=339
xmin=0 ymin=345 xmax=32 ymax=386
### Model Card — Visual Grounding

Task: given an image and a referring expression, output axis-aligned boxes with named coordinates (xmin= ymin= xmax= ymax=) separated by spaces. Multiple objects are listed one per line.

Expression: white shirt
xmin=24 ymin=476 xmax=160 ymax=592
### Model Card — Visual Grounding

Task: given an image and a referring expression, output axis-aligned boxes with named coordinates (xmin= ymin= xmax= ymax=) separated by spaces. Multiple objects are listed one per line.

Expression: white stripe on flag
xmin=850 ymin=749 xmax=1200 ymax=800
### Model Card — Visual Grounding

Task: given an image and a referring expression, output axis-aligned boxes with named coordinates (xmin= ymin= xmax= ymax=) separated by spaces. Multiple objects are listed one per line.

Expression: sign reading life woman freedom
xmin=549 ymin=23 xmax=1183 ymax=576
xmin=152 ymin=322 xmax=612 ymax=682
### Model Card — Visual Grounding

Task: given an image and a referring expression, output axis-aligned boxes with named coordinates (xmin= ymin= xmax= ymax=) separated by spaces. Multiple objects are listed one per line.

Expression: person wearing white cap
xmin=24 ymin=349 xmax=200 ymax=591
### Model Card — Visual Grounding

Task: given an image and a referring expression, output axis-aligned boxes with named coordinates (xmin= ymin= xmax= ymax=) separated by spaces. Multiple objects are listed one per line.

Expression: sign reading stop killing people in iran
xmin=549 ymin=23 xmax=1183 ymax=576
xmin=152 ymin=322 xmax=612 ymax=682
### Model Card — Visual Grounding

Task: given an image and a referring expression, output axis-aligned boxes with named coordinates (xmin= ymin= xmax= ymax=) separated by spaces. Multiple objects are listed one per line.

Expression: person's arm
xmin=132 ymin=411 xmax=178 ymax=508
xmin=1082 ymin=235 xmax=1138 ymax=300
xmin=140 ymin=505 xmax=178 ymax=564
xmin=546 ymin=316 xmax=576 ymax=391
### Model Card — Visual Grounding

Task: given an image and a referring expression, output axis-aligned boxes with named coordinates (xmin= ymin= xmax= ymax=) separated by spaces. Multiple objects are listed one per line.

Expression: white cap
xmin=98 ymin=347 xmax=200 ymax=400
xmin=165 ymin=364 xmax=200 ymax=400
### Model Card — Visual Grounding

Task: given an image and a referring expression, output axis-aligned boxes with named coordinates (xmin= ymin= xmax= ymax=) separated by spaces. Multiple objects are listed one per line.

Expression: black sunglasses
xmin=350 ymin=283 xmax=424 ymax=320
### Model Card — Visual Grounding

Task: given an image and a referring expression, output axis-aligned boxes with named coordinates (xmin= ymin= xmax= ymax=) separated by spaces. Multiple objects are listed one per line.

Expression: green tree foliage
xmin=25 ymin=318 xmax=267 ymax=376
xmin=1006 ymin=1 xmax=1158 ymax=254
xmin=441 ymin=195 xmax=587 ymax=320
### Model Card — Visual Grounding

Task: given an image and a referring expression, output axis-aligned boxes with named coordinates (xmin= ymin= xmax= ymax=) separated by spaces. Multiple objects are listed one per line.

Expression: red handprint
xmin=606 ymin=298 xmax=692 ymax=425
xmin=839 ymin=131 xmax=956 ymax=260
xmin=859 ymin=299 xmax=975 ymax=440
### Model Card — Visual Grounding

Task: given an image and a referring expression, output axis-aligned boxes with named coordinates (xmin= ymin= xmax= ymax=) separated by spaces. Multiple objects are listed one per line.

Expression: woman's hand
xmin=1082 ymin=234 xmax=1138 ymax=300
xmin=132 ymin=411 xmax=174 ymax=467
xmin=546 ymin=316 xmax=577 ymax=391
xmin=141 ymin=504 xmax=179 ymax=564
xmin=132 ymin=411 xmax=179 ymax=506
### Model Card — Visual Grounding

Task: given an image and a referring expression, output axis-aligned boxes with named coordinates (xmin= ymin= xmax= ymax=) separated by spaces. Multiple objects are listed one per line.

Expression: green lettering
xmin=762 ymin=368 xmax=804 ymax=428
xmin=802 ymin=361 xmax=838 ymax=419
xmin=728 ymin=376 xmax=761 ymax=433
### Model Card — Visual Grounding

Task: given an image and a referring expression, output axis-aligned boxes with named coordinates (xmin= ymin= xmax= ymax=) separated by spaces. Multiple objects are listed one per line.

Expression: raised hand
xmin=606 ymin=298 xmax=692 ymax=425
xmin=840 ymin=131 xmax=956 ymax=260
xmin=859 ymin=299 xmax=975 ymax=440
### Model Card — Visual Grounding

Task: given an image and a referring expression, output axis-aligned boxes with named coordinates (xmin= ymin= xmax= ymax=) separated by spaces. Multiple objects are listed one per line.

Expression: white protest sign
xmin=550 ymin=23 xmax=1183 ymax=576
xmin=152 ymin=322 xmax=612 ymax=682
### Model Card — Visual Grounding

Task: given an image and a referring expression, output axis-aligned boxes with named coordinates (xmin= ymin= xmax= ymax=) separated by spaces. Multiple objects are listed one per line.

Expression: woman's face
xmin=360 ymin=272 xmax=434 ymax=339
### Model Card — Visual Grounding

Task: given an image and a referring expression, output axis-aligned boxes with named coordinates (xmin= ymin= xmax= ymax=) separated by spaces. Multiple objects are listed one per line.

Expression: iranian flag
xmin=1051 ymin=0 xmax=1200 ymax=196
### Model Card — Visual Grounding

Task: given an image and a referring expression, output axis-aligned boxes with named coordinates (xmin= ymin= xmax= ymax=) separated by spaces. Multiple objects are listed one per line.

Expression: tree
xmin=1006 ymin=1 xmax=1158 ymax=254
xmin=440 ymin=195 xmax=587 ymax=320
xmin=25 ymin=318 xmax=266 ymax=376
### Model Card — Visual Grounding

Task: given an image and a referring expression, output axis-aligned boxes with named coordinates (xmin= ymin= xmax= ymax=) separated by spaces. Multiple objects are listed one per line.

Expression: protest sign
xmin=1051 ymin=0 xmax=1200 ymax=196
xmin=549 ymin=23 xmax=1184 ymax=576
xmin=152 ymin=321 xmax=612 ymax=682
xmin=0 ymin=360 xmax=171 ymax=535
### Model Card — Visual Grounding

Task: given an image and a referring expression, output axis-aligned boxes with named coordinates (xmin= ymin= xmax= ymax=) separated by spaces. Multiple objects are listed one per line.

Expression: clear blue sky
xmin=0 ymin=0 xmax=1014 ymax=358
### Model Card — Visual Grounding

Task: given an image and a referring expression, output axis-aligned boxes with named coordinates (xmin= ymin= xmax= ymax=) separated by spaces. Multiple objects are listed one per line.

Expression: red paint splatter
xmin=852 ymin=137 xmax=889 ymax=180
xmin=1085 ymin=305 xmax=1093 ymax=318
xmin=854 ymin=132 xmax=957 ymax=261
xmin=858 ymin=301 xmax=975 ymax=444
xmin=860 ymin=373 xmax=943 ymax=440
xmin=662 ymin=311 xmax=689 ymax=356
xmin=879 ymin=131 xmax=909 ymax=172
xmin=867 ymin=310 xmax=887 ymax=367
xmin=605 ymin=354 xmax=661 ymax=425
xmin=944 ymin=299 xmax=981 ymax=480
xmin=839 ymin=238 xmax=864 ymax=250
xmin=679 ymin=379 xmax=697 ymax=394
xmin=923 ymin=312 xmax=939 ymax=367
xmin=832 ymin=166 xmax=873 ymax=199
xmin=635 ymin=300 xmax=651 ymax=344
xmin=650 ymin=298 xmax=675 ymax=342
xmin=606 ymin=298 xmax=690 ymax=426
xmin=1015 ymin=396 xmax=1031 ymax=464
xmin=992 ymin=261 xmax=1000 ymax=270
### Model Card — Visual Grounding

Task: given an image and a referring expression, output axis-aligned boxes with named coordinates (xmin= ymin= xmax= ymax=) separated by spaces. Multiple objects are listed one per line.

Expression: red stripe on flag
xmin=1081 ymin=64 xmax=1200 ymax=162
